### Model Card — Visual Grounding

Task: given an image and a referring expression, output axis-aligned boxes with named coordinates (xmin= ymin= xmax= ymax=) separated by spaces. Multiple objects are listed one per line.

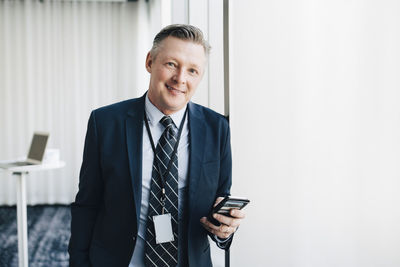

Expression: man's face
xmin=146 ymin=36 xmax=206 ymax=115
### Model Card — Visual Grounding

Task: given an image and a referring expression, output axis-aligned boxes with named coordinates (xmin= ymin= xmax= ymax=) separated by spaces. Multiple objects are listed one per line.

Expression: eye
xmin=167 ymin=62 xmax=176 ymax=67
xmin=189 ymin=68 xmax=198 ymax=75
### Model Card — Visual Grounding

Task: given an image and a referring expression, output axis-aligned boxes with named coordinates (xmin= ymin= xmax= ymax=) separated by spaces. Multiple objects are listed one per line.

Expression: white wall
xmin=229 ymin=1 xmax=400 ymax=266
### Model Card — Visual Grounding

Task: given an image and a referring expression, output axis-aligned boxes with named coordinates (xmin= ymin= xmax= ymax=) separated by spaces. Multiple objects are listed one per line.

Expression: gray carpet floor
xmin=0 ymin=205 xmax=70 ymax=267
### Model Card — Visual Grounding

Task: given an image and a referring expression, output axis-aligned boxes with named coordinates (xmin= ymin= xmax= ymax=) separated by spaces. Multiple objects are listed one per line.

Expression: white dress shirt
xmin=130 ymin=95 xmax=189 ymax=266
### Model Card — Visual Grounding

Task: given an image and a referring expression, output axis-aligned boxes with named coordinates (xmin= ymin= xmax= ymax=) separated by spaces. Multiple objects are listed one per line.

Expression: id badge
xmin=153 ymin=213 xmax=174 ymax=244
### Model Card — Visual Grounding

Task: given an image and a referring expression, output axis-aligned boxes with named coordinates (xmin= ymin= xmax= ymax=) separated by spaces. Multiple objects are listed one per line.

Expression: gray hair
xmin=150 ymin=24 xmax=211 ymax=58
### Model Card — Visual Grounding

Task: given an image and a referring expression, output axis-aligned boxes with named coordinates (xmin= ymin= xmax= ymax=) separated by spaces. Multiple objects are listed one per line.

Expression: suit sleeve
xmin=210 ymin=121 xmax=234 ymax=250
xmin=68 ymin=111 xmax=104 ymax=266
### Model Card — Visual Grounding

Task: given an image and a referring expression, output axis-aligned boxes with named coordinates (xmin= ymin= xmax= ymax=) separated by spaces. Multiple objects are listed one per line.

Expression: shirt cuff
xmin=214 ymin=234 xmax=233 ymax=249
xmin=214 ymin=235 xmax=231 ymax=243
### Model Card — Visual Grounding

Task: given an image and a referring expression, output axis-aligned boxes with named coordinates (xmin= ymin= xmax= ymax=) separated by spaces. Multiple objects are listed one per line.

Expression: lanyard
xmin=143 ymin=107 xmax=188 ymax=213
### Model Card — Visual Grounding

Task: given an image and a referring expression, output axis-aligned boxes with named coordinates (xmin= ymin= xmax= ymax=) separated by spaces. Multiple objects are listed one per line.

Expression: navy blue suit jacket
xmin=68 ymin=94 xmax=232 ymax=267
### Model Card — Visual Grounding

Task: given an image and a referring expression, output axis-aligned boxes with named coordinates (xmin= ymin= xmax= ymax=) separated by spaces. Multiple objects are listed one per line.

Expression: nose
xmin=172 ymin=69 xmax=186 ymax=85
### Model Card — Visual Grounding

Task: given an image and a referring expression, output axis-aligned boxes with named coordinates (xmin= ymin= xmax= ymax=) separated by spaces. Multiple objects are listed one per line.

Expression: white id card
xmin=153 ymin=213 xmax=174 ymax=244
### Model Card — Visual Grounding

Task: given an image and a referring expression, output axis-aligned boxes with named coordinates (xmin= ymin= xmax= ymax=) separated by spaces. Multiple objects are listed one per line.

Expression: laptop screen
xmin=27 ymin=133 xmax=49 ymax=161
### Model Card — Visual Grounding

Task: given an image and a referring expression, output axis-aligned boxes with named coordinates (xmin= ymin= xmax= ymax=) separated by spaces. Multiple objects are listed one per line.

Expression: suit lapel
xmin=187 ymin=102 xmax=206 ymax=218
xmin=126 ymin=95 xmax=145 ymax=225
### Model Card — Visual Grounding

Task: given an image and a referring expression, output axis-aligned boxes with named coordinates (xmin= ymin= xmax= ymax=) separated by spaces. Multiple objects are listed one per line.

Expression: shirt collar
xmin=145 ymin=93 xmax=187 ymax=128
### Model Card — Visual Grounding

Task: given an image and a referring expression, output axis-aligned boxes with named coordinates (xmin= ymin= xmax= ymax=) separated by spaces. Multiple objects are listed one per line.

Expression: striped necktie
xmin=145 ymin=116 xmax=179 ymax=267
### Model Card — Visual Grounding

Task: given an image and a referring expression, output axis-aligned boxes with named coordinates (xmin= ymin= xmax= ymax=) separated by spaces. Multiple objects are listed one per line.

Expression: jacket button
xmin=133 ymin=236 xmax=136 ymax=241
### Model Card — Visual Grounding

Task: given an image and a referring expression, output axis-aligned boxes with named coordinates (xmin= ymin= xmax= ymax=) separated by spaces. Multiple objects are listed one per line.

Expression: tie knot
xmin=160 ymin=116 xmax=174 ymax=129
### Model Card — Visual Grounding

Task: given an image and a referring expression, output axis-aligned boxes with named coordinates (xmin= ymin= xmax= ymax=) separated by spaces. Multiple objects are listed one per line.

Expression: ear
xmin=145 ymin=52 xmax=152 ymax=73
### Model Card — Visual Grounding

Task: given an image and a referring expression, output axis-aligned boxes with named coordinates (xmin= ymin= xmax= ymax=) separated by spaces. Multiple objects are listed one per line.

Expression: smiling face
xmin=145 ymin=36 xmax=206 ymax=115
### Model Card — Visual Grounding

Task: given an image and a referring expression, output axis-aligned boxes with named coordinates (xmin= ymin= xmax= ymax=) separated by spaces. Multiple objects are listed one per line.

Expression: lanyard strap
xmin=143 ymin=107 xmax=188 ymax=206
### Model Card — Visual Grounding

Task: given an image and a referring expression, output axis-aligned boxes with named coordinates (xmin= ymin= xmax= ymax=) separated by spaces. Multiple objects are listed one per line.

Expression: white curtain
xmin=0 ymin=0 xmax=155 ymax=205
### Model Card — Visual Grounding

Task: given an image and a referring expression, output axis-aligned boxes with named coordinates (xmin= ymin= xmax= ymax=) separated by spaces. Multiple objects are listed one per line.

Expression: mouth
xmin=166 ymin=84 xmax=185 ymax=94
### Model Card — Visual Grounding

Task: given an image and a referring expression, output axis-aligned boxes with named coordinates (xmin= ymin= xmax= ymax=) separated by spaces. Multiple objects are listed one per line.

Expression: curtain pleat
xmin=0 ymin=0 xmax=152 ymax=205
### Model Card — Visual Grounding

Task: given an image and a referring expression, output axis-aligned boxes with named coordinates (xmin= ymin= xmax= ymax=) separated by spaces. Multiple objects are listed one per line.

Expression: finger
xmin=213 ymin=213 xmax=241 ymax=228
xmin=200 ymin=217 xmax=223 ymax=231
xmin=219 ymin=224 xmax=235 ymax=234
xmin=204 ymin=224 xmax=233 ymax=239
xmin=200 ymin=217 xmax=234 ymax=239
xmin=200 ymin=218 xmax=220 ymax=235
xmin=230 ymin=208 xmax=246 ymax=219
xmin=216 ymin=224 xmax=235 ymax=239
xmin=201 ymin=222 xmax=214 ymax=233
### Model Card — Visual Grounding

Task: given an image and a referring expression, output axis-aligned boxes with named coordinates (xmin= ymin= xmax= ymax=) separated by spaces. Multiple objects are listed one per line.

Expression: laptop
xmin=0 ymin=132 xmax=49 ymax=169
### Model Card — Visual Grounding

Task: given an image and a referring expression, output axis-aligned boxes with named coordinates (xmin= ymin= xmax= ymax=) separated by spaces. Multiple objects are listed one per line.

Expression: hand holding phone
xmin=207 ymin=196 xmax=250 ymax=226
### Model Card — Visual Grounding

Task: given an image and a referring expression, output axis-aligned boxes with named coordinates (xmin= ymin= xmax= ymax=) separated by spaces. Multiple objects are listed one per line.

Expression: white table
xmin=0 ymin=161 xmax=65 ymax=267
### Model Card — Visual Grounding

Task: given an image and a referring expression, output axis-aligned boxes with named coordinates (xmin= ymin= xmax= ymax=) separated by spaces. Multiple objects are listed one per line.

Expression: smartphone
xmin=207 ymin=196 xmax=250 ymax=226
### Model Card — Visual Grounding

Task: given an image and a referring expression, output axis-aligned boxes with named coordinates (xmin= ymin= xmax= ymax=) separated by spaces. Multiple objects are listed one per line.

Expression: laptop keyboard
xmin=0 ymin=161 xmax=34 ymax=168
xmin=14 ymin=162 xmax=34 ymax=166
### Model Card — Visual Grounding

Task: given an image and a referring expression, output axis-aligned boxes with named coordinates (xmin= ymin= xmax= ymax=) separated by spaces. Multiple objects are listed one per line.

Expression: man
xmin=68 ymin=24 xmax=245 ymax=267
